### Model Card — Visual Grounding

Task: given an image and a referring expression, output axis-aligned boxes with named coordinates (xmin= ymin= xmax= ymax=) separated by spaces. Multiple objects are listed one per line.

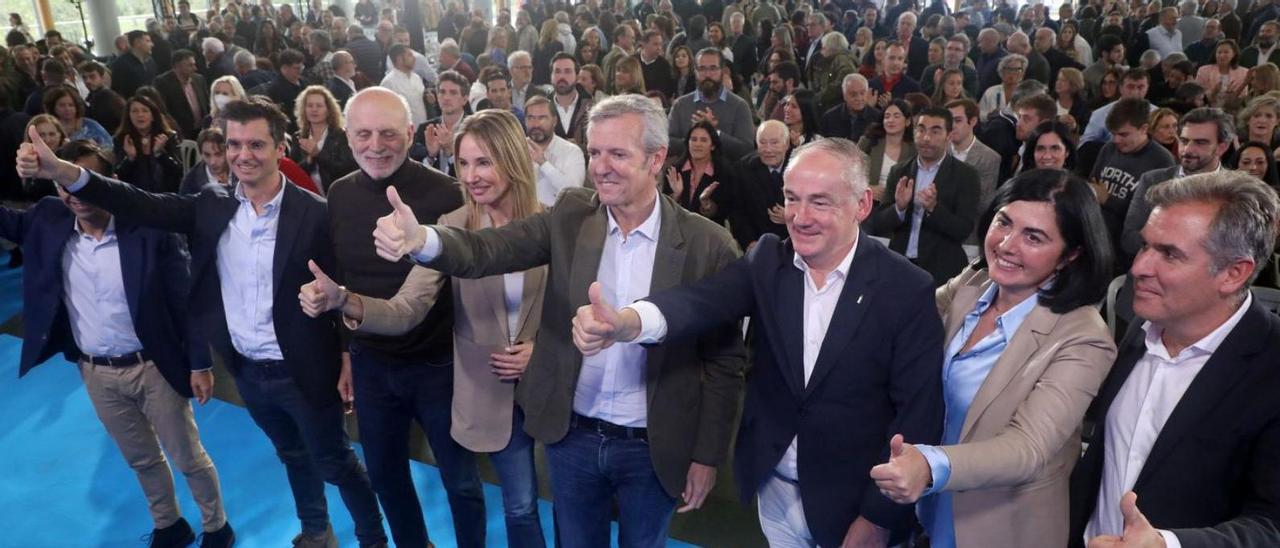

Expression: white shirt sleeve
xmin=1158 ymin=530 xmax=1182 ymax=548
xmin=625 ymin=301 xmax=668 ymax=344
xmin=409 ymin=226 xmax=442 ymax=264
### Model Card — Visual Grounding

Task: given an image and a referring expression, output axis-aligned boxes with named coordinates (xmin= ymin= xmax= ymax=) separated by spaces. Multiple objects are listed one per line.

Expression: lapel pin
xmin=856 ymin=294 xmax=863 ymax=304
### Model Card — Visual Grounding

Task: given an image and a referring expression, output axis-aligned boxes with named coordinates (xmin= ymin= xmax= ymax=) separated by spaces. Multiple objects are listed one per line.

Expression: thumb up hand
xmin=373 ymin=186 xmax=426 ymax=262
xmin=17 ymin=125 xmax=67 ymax=182
xmin=299 ymin=259 xmax=344 ymax=317
xmin=869 ymin=433 xmax=932 ymax=504
xmin=572 ymin=281 xmax=636 ymax=356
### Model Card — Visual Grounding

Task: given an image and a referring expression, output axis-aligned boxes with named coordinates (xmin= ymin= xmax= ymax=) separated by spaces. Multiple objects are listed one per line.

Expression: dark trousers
xmin=545 ymin=422 xmax=677 ymax=548
xmin=232 ymin=357 xmax=386 ymax=545
xmin=349 ymin=344 xmax=487 ymax=548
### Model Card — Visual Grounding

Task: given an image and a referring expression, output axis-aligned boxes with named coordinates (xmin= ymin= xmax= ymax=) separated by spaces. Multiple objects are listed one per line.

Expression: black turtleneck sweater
xmin=327 ymin=159 xmax=464 ymax=364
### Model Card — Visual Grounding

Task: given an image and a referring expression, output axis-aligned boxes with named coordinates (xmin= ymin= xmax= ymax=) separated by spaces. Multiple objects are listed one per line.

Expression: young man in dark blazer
xmin=154 ymin=49 xmax=209 ymax=140
xmin=869 ymin=106 xmax=980 ymax=286
xmin=373 ymin=94 xmax=746 ymax=548
xmin=571 ymin=138 xmax=944 ymax=547
xmin=1069 ymin=172 xmax=1280 ymax=548
xmin=1 ymin=141 xmax=234 ymax=548
xmin=16 ymin=97 xmax=387 ymax=548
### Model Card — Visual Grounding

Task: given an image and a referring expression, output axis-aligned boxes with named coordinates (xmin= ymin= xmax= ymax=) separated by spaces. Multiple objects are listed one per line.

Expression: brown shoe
xmin=291 ymin=525 xmax=337 ymax=548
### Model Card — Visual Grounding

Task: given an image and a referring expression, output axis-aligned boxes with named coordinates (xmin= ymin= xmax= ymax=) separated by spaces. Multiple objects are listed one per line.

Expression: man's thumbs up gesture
xmin=17 ymin=125 xmax=78 ymax=183
xmin=869 ymin=433 xmax=932 ymax=504
xmin=373 ymin=186 xmax=426 ymax=262
xmin=571 ymin=281 xmax=642 ymax=356
xmin=299 ymin=260 xmax=346 ymax=318
xmin=1087 ymin=492 xmax=1167 ymax=548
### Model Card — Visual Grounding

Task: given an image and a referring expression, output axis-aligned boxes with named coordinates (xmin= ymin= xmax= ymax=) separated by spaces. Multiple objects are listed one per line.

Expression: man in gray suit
xmin=372 ymin=94 xmax=747 ymax=548
xmin=944 ymin=98 xmax=1000 ymax=240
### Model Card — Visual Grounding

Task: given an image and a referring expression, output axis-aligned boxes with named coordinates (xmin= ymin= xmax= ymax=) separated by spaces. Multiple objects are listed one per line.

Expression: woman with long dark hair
xmin=874 ymin=169 xmax=1116 ymax=548
xmin=663 ymin=120 xmax=732 ymax=222
xmin=113 ymin=95 xmax=183 ymax=193
xmin=781 ymin=89 xmax=822 ymax=147
xmin=1021 ymin=121 xmax=1078 ymax=172
xmin=858 ymin=99 xmax=915 ymax=203
xmin=1234 ymin=140 xmax=1280 ymax=188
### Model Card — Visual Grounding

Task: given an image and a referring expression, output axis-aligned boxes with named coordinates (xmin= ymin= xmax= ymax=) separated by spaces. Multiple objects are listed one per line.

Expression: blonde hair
xmin=453 ymin=109 xmax=542 ymax=229
xmin=209 ymin=75 xmax=246 ymax=116
xmin=294 ymin=85 xmax=344 ymax=137
xmin=613 ymin=55 xmax=646 ymax=94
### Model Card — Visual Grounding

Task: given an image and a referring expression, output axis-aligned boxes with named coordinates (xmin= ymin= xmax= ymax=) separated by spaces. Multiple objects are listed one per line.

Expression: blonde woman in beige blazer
xmin=871 ymin=170 xmax=1118 ymax=548
xmin=300 ymin=110 xmax=550 ymax=547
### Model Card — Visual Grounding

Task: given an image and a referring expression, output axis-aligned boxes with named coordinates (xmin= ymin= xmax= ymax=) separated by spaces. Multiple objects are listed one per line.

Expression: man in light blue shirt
xmin=1081 ymin=69 xmax=1155 ymax=144
xmin=3 ymin=141 xmax=235 ymax=548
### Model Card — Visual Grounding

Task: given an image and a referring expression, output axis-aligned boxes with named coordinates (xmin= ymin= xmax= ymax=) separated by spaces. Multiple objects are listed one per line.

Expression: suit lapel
xmin=272 ymin=183 xmax=301 ymax=297
xmin=196 ymin=188 xmax=241 ymax=278
xmin=771 ymin=248 xmax=807 ymax=396
xmin=803 ymin=235 xmax=879 ymax=398
xmin=114 ymin=222 xmax=145 ymax=322
xmin=473 ymin=213 xmax=513 ymax=342
xmin=960 ymin=303 xmax=1058 ymax=440
xmin=1134 ymin=303 xmax=1268 ymax=487
xmin=567 ymin=197 xmax=609 ymax=371
xmin=645 ymin=197 xmax=687 ymax=398
xmin=515 ymin=266 xmax=546 ymax=342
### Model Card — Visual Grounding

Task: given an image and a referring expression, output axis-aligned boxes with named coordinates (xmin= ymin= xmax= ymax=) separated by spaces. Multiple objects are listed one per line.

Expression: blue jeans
xmin=489 ymin=407 xmax=546 ymax=548
xmin=232 ymin=358 xmax=386 ymax=545
xmin=545 ymin=421 xmax=677 ymax=548
xmin=349 ymin=345 xmax=486 ymax=548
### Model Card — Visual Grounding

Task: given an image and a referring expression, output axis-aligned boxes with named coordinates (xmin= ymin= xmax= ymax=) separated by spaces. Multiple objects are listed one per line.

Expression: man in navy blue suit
xmin=16 ymin=98 xmax=388 ymax=548
xmin=571 ymin=138 xmax=944 ymax=547
xmin=0 ymin=141 xmax=234 ymax=548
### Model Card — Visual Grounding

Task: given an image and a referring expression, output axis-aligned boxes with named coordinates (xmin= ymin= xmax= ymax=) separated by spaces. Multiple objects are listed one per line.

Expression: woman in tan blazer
xmin=302 ymin=110 xmax=549 ymax=547
xmin=871 ymin=169 xmax=1119 ymax=548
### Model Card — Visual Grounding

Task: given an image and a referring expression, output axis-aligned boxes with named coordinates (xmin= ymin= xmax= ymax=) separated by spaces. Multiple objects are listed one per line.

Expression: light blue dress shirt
xmin=61 ymin=216 xmax=144 ymax=356
xmin=896 ymin=159 xmax=941 ymax=259
xmin=915 ymin=282 xmax=1039 ymax=548
xmin=216 ymin=181 xmax=286 ymax=361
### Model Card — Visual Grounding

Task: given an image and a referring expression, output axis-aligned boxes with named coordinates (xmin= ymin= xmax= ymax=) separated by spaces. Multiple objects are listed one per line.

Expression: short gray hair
xmin=998 ymin=53 xmax=1028 ymax=72
xmin=587 ymin=94 xmax=668 ymax=155
xmin=784 ymin=138 xmax=869 ymax=198
xmin=821 ymin=31 xmax=848 ymax=51
xmin=201 ymin=36 xmax=225 ymax=55
xmin=842 ymin=72 xmax=869 ymax=89
xmin=233 ymin=50 xmax=256 ymax=69
xmin=898 ymin=11 xmax=917 ymax=26
xmin=1147 ymin=171 xmax=1280 ymax=288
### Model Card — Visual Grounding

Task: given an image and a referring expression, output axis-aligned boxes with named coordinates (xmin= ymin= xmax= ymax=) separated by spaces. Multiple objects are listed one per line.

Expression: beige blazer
xmin=346 ymin=205 xmax=548 ymax=453
xmin=933 ymin=267 xmax=1116 ymax=548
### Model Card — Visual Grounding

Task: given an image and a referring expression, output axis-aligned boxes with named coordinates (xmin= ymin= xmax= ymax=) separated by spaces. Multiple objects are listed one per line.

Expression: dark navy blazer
xmin=644 ymin=233 xmax=945 ymax=546
xmin=0 ymin=197 xmax=195 ymax=397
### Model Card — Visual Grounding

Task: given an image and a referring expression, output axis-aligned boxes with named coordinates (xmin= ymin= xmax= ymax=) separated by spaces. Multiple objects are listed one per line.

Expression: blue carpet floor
xmin=0 ymin=250 xmax=696 ymax=547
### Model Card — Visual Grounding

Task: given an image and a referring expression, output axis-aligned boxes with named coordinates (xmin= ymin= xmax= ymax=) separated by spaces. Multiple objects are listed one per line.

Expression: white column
xmin=84 ymin=0 xmax=122 ymax=57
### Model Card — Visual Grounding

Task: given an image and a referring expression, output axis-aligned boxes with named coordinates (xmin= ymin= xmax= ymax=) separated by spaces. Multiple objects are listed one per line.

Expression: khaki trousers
xmin=77 ymin=359 xmax=226 ymax=532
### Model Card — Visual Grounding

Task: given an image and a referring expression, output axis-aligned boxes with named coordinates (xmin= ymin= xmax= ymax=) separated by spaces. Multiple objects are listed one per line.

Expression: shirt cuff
xmin=914 ymin=444 xmax=952 ymax=496
xmin=409 ymin=226 xmax=441 ymax=264
xmin=626 ymin=300 xmax=668 ymax=344
xmin=67 ymin=166 xmax=90 ymax=193
xmin=190 ymin=367 xmax=211 ymax=373
xmin=895 ymin=206 xmax=907 ymax=221
xmin=1158 ymin=530 xmax=1182 ymax=548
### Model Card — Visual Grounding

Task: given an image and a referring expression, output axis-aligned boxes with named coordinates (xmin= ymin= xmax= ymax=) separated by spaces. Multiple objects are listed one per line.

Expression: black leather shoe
xmin=199 ymin=522 xmax=235 ymax=548
xmin=147 ymin=517 xmax=195 ymax=548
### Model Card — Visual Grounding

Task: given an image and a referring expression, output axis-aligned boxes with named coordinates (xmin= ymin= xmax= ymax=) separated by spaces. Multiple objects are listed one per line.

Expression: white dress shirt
xmin=217 ymin=180 xmax=286 ymax=361
xmin=535 ymin=135 xmax=587 ymax=206
xmin=1085 ymin=293 xmax=1253 ymax=548
xmin=62 ymin=216 xmax=145 ymax=356
xmin=414 ymin=196 xmax=663 ymax=427
xmin=1146 ymin=25 xmax=1184 ymax=60
xmin=380 ymin=68 xmax=428 ymax=126
xmin=630 ymin=234 xmax=859 ymax=480
xmin=555 ymin=92 xmax=579 ymax=135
